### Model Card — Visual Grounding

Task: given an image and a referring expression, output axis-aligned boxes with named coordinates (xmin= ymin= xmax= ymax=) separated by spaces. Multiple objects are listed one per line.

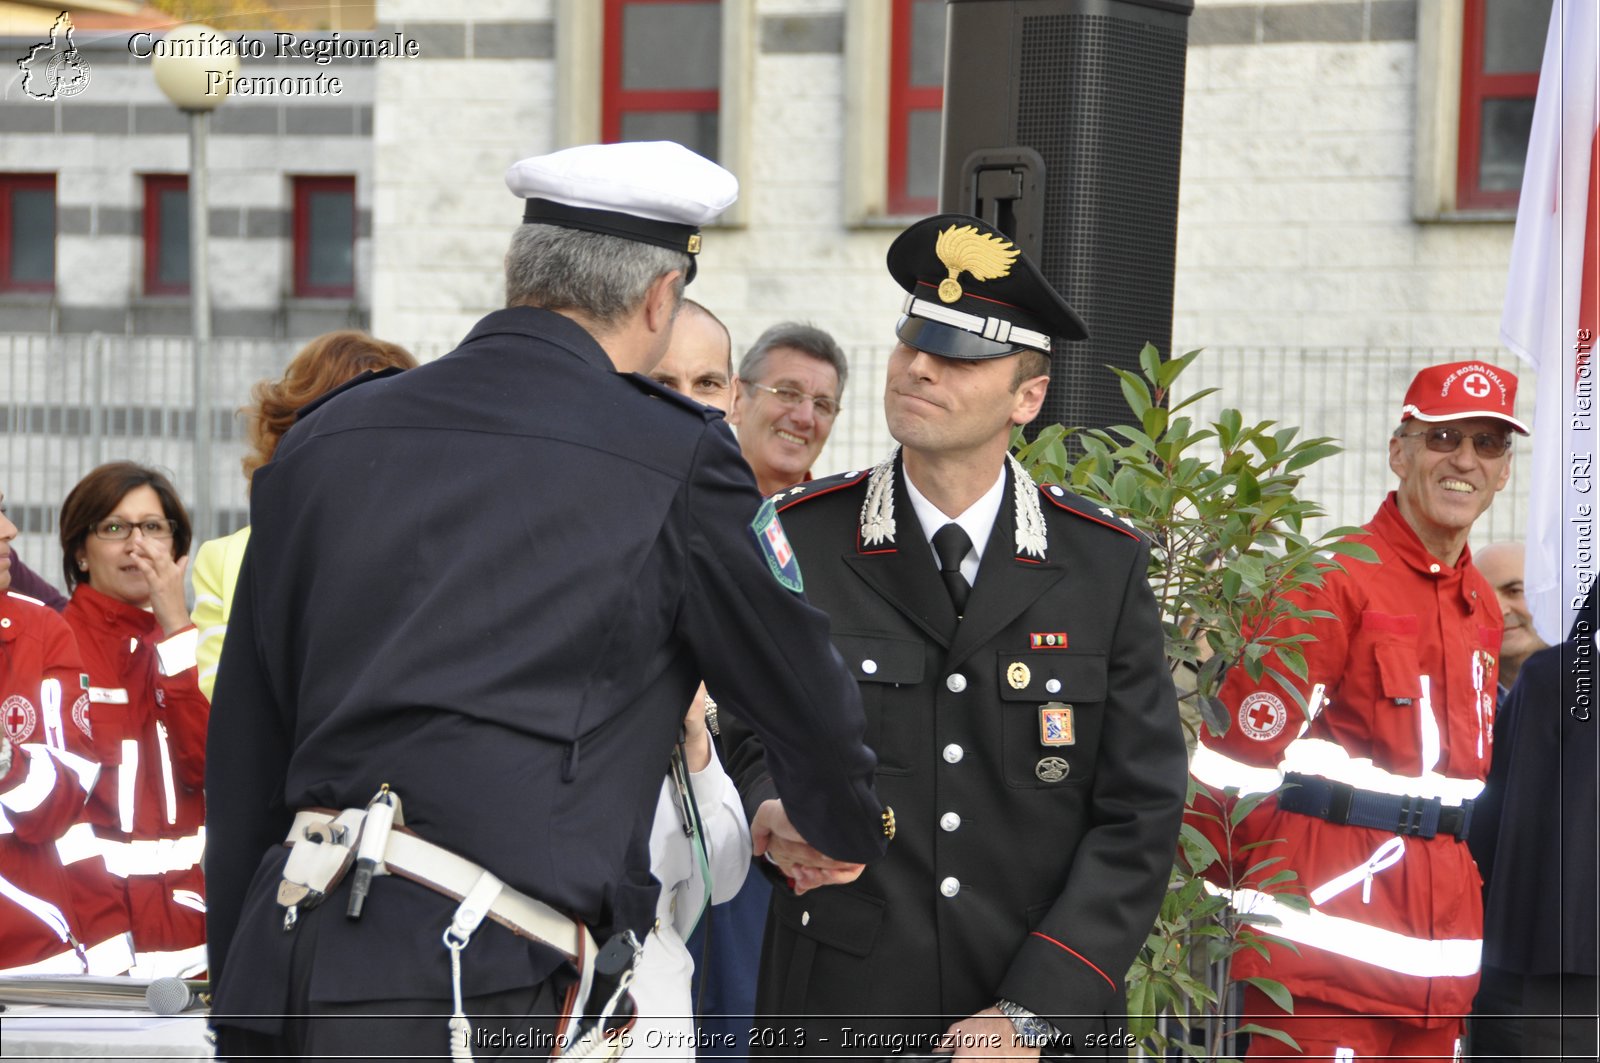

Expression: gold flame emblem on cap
xmin=934 ymin=225 xmax=1020 ymax=303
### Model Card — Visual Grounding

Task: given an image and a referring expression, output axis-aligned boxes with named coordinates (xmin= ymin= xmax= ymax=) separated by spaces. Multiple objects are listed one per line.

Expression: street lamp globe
xmin=151 ymin=23 xmax=238 ymax=112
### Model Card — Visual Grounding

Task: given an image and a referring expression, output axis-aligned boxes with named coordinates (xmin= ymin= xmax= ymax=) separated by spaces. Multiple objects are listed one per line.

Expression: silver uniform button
xmin=801 ymin=911 xmax=810 ymax=926
xmin=939 ymin=812 xmax=961 ymax=832
xmin=861 ymin=659 xmax=878 ymax=675
xmin=943 ymin=743 xmax=964 ymax=764
xmin=940 ymin=877 xmax=961 ymax=897
xmin=946 ymin=673 xmax=967 ymax=693
xmin=1045 ymin=678 xmax=1061 ymax=694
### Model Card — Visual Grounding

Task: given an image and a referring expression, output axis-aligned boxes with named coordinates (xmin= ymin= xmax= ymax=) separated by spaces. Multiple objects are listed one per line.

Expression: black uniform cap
xmin=886 ymin=213 xmax=1088 ymax=360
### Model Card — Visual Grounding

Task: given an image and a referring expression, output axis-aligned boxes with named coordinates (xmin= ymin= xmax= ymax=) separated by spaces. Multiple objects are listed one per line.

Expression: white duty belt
xmin=285 ymin=808 xmax=585 ymax=963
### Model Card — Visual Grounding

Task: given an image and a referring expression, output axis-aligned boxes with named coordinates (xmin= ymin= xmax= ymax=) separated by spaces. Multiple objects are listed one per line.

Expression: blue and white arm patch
xmin=751 ymin=498 xmax=804 ymax=593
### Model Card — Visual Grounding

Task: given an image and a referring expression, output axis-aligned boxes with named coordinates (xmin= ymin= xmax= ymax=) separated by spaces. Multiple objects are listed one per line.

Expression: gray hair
xmin=504 ymin=223 xmax=691 ymax=330
xmin=737 ymin=322 xmax=849 ymax=395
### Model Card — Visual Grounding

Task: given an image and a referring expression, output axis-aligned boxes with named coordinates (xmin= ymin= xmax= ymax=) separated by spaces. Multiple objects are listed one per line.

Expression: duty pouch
xmin=277 ymin=808 xmax=366 ymax=915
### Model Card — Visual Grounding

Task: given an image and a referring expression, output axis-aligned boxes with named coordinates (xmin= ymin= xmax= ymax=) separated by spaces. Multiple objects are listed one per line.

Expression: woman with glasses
xmin=56 ymin=462 xmax=208 ymax=977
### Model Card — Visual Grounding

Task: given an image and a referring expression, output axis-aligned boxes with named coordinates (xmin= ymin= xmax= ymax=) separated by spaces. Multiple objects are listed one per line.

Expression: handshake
xmin=750 ymin=799 xmax=867 ymax=894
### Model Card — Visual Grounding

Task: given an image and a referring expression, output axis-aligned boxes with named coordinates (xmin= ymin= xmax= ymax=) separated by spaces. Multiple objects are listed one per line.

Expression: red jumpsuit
xmin=0 ymin=590 xmax=113 ymax=974
xmin=1190 ymin=495 xmax=1498 ymax=1059
xmin=60 ymin=583 xmax=208 ymax=975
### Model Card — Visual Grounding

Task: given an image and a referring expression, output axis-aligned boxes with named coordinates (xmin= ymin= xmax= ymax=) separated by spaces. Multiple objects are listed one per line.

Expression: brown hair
xmin=60 ymin=462 xmax=192 ymax=592
xmin=242 ymin=331 xmax=417 ymax=483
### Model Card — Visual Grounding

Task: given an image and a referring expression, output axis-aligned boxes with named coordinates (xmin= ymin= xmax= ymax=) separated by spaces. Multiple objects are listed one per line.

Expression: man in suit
xmin=204 ymin=142 xmax=890 ymax=1059
xmin=1471 ymin=584 xmax=1598 ymax=1062
xmin=723 ymin=214 xmax=1188 ymax=1059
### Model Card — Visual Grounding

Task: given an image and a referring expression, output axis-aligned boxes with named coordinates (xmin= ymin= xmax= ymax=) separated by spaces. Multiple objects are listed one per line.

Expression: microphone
xmin=145 ymin=977 xmax=207 ymax=1015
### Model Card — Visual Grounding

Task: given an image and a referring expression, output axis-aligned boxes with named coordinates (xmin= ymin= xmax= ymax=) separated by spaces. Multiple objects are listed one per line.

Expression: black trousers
xmin=214 ymin=875 xmax=572 ymax=1061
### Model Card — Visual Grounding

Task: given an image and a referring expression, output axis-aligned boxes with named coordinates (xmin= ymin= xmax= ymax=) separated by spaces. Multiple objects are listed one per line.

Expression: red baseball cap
xmin=1399 ymin=360 xmax=1529 ymax=434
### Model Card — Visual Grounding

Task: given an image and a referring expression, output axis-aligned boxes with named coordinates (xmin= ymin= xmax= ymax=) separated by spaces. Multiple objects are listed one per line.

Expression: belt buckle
xmin=1396 ymin=795 xmax=1425 ymax=836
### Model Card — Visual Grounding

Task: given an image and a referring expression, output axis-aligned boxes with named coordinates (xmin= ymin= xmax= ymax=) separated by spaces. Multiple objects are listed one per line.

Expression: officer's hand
xmin=935 ymin=1009 xmax=1040 ymax=1061
xmin=751 ymin=799 xmax=866 ymax=895
xmin=681 ymin=684 xmax=713 ymax=773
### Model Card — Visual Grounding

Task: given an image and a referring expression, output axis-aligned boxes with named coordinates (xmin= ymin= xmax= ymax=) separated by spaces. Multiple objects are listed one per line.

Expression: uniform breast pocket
xmin=997 ymin=650 xmax=1106 ymax=789
xmin=831 ymin=632 xmax=925 ymax=775
xmin=1362 ymin=611 xmax=1423 ymax=704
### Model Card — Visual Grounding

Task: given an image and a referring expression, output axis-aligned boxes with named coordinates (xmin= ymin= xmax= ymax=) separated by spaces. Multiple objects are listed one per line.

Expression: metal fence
xmin=3 ymin=335 xmax=1532 ymax=595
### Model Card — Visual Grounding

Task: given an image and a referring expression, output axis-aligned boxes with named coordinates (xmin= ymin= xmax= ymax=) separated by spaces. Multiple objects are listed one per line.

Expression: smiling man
xmin=729 ymin=323 xmax=848 ymax=496
xmin=1190 ymin=361 xmax=1527 ymax=1060
xmin=722 ymin=214 xmax=1187 ymax=1059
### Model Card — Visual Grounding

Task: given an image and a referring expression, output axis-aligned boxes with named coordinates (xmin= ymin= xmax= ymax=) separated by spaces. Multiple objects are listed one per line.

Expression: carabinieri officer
xmin=204 ymin=142 xmax=890 ymax=1060
xmin=723 ymin=214 xmax=1187 ymax=1059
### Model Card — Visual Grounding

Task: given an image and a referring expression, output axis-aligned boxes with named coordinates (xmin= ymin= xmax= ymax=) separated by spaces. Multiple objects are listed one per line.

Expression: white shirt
xmin=902 ymin=463 xmax=1007 ymax=586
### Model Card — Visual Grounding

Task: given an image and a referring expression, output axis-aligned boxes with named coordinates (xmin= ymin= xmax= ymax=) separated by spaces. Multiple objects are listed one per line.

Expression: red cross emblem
xmin=2 ymin=695 xmax=36 ymax=743
xmin=1237 ymin=692 xmax=1288 ymax=741
xmin=1462 ymin=372 xmax=1491 ymax=399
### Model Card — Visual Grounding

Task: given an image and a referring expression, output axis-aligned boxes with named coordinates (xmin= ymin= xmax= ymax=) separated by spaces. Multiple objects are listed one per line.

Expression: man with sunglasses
xmin=1189 ymin=361 xmax=1528 ymax=1059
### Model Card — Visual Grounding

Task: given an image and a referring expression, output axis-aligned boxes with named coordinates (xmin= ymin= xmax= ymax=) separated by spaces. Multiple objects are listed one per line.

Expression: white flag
xmin=1500 ymin=0 xmax=1600 ymax=645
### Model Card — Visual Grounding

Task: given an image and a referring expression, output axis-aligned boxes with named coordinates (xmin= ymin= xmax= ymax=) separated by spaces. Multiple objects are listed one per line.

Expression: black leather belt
xmin=1278 ymin=772 xmax=1474 ymax=841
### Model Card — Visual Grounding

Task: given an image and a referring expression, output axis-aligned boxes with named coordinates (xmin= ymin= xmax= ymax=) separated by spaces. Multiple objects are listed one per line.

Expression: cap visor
xmin=1406 ymin=409 xmax=1531 ymax=435
xmin=896 ymin=316 xmax=1027 ymax=361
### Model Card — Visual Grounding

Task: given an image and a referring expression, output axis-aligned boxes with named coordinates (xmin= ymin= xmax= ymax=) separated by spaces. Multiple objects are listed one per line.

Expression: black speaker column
xmin=940 ymin=0 xmax=1194 ymax=440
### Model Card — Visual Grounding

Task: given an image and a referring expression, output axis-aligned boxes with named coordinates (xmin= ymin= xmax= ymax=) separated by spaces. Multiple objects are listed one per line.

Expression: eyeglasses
xmin=746 ymin=381 xmax=841 ymax=419
xmin=92 ymin=518 xmax=176 ymax=541
xmin=1398 ymin=426 xmax=1514 ymax=458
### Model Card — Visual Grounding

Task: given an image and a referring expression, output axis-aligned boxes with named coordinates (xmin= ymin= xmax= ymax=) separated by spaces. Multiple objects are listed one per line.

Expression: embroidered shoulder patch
xmin=752 ymin=498 xmax=804 ymax=593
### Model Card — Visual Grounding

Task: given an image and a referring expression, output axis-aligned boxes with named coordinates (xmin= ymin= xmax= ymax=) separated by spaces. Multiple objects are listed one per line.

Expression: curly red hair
xmin=243 ymin=331 xmax=417 ymax=483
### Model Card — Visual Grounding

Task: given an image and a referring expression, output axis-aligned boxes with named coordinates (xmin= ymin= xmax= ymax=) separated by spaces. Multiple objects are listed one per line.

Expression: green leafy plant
xmin=1013 ymin=345 xmax=1376 ymax=1060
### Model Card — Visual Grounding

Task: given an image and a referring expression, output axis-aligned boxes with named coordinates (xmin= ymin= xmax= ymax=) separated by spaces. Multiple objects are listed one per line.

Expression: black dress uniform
xmin=204 ymin=305 xmax=887 ymax=1044
xmin=722 ymin=452 xmax=1188 ymax=1054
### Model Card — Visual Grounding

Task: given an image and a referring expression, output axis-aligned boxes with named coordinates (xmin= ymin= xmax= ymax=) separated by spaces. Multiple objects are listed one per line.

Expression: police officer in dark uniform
xmin=204 ymin=142 xmax=890 ymax=1060
xmin=723 ymin=215 xmax=1187 ymax=1059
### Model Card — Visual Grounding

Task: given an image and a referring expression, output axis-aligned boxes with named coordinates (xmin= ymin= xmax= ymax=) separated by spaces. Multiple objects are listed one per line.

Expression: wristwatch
xmin=995 ymin=999 xmax=1055 ymax=1048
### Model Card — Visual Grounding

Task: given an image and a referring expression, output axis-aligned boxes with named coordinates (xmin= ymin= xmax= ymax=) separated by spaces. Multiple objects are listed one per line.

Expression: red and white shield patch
xmin=1237 ymin=691 xmax=1288 ymax=741
xmin=3 ymin=694 xmax=37 ymax=743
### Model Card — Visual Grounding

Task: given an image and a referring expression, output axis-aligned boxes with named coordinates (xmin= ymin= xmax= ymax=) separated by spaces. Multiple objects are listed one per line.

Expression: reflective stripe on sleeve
xmin=0 ymin=870 xmax=74 ymax=945
xmin=42 ymin=745 xmax=99 ymax=794
xmin=1190 ymin=742 xmax=1284 ymax=797
xmin=155 ymin=627 xmax=199 ymax=676
xmin=1279 ymin=738 xmax=1484 ymax=805
xmin=155 ymin=721 xmax=177 ymax=826
xmin=1211 ymin=882 xmax=1481 ymax=978
xmin=118 ymin=739 xmax=138 ymax=834
xmin=41 ymin=677 xmax=65 ymax=749
xmin=77 ymin=829 xmax=206 ymax=879
xmin=1197 ymin=736 xmax=1484 ymax=805
xmin=0 ymin=744 xmax=59 ymax=815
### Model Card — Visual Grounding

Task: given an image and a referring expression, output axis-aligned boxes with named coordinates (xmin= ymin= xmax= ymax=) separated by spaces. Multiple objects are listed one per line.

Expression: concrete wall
xmin=0 ymin=30 xmax=377 ymax=339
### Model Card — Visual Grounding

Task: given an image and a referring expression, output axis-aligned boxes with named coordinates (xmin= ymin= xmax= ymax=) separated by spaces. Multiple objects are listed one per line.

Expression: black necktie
xmin=931 ymin=523 xmax=973 ymax=617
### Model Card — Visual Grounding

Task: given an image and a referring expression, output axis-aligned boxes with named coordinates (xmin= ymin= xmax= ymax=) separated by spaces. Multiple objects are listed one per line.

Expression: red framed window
xmin=1 ymin=174 xmax=57 ymax=293
xmin=888 ymin=0 xmax=946 ymax=216
xmin=1458 ymin=0 xmax=1553 ymax=210
xmin=143 ymin=174 xmax=189 ymax=296
xmin=293 ymin=176 xmax=355 ymax=298
xmin=602 ymin=0 xmax=721 ymax=162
